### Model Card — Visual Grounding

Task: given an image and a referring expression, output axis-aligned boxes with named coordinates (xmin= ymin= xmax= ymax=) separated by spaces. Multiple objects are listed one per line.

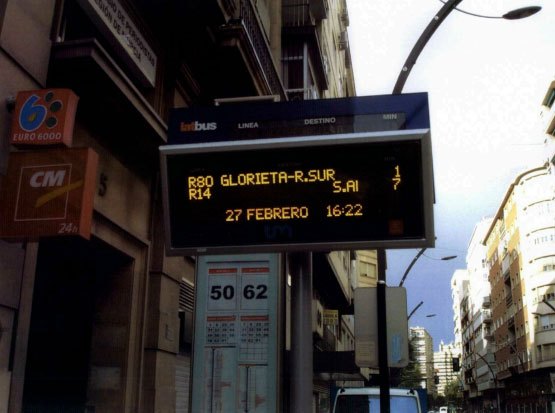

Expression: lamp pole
xmin=399 ymin=247 xmax=427 ymax=287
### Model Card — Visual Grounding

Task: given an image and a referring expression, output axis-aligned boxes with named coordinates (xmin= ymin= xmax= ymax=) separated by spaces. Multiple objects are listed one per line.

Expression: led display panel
xmin=161 ymin=130 xmax=433 ymax=255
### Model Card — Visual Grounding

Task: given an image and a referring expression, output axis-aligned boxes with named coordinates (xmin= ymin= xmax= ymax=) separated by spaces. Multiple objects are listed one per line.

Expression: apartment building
xmin=455 ymin=219 xmax=501 ymax=411
xmin=433 ymin=341 xmax=461 ymax=397
xmin=410 ymin=327 xmax=436 ymax=393
xmin=483 ymin=163 xmax=555 ymax=411
xmin=451 ymin=78 xmax=555 ymax=413
xmin=0 ymin=0 xmax=357 ymax=412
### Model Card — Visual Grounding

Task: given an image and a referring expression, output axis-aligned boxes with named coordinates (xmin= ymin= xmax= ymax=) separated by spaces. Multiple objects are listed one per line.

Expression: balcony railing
xmin=322 ymin=325 xmax=337 ymax=351
xmin=223 ymin=0 xmax=287 ymax=100
xmin=506 ymin=294 xmax=513 ymax=307
xmin=283 ymin=1 xmax=315 ymax=27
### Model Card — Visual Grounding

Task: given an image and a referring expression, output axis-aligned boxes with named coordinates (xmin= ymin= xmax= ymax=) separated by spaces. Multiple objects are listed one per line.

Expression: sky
xmin=346 ymin=0 xmax=555 ymax=349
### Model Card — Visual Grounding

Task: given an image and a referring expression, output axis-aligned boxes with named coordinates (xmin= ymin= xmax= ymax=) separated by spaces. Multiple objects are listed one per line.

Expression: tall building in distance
xmin=539 ymin=79 xmax=555 ymax=168
xmin=433 ymin=341 xmax=461 ymax=396
xmin=410 ymin=327 xmax=436 ymax=393
xmin=458 ymin=218 xmax=499 ymax=412
xmin=451 ymin=269 xmax=469 ymax=354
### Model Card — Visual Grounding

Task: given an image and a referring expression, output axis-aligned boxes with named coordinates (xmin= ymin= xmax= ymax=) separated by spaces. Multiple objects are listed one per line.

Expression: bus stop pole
xmin=377 ymin=248 xmax=390 ymax=413
xmin=289 ymin=252 xmax=313 ymax=413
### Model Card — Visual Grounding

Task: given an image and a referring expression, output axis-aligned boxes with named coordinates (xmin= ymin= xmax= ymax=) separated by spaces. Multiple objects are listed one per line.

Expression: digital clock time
xmin=326 ymin=204 xmax=363 ymax=217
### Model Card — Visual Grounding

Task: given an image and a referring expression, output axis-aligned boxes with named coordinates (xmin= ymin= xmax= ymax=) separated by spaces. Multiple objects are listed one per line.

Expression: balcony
xmin=218 ymin=0 xmax=287 ymax=99
xmin=506 ymin=294 xmax=513 ymax=307
xmin=282 ymin=0 xmax=328 ymax=91
xmin=283 ymin=1 xmax=315 ymax=27
xmin=483 ymin=326 xmax=493 ymax=339
xmin=309 ymin=0 xmax=329 ymax=20
xmin=322 ymin=326 xmax=337 ymax=351
xmin=482 ymin=295 xmax=491 ymax=308
xmin=164 ymin=0 xmax=287 ymax=101
xmin=48 ymin=39 xmax=167 ymax=169
xmin=482 ymin=309 xmax=492 ymax=323
xmin=477 ymin=378 xmax=497 ymax=392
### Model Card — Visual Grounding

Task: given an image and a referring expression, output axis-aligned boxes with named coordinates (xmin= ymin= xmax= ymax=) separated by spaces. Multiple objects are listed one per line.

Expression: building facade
xmin=0 ymin=0 xmax=357 ymax=412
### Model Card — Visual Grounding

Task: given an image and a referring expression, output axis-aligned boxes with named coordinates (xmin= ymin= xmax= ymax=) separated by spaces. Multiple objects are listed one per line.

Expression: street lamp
xmin=398 ymin=247 xmax=457 ymax=287
xmin=392 ymin=1 xmax=541 ymax=94
xmin=407 ymin=301 xmax=438 ymax=320
xmin=408 ymin=300 xmax=424 ymax=320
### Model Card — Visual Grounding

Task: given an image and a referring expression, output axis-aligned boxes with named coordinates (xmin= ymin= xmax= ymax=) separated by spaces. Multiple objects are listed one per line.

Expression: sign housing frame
xmin=160 ymin=129 xmax=434 ymax=255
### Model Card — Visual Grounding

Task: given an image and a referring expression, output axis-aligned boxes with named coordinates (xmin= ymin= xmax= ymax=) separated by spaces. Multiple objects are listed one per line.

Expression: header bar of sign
xmin=168 ymin=92 xmax=430 ymax=144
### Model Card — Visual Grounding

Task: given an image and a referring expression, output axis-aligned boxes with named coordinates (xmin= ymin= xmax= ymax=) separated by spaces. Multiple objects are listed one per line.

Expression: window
xmin=545 ymin=88 xmax=555 ymax=108
xmin=538 ymin=344 xmax=555 ymax=362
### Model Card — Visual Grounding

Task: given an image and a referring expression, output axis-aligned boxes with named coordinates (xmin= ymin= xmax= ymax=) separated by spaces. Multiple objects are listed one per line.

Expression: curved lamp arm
xmin=392 ymin=0 xmax=541 ymax=94
xmin=393 ymin=0 xmax=463 ymax=94
xmin=399 ymin=247 xmax=427 ymax=286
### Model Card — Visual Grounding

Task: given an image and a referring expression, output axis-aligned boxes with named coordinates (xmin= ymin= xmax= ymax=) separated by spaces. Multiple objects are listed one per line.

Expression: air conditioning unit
xmin=312 ymin=298 xmax=324 ymax=338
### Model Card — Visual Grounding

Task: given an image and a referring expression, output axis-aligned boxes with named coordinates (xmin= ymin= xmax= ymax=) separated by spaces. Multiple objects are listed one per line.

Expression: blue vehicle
xmin=332 ymin=387 xmax=422 ymax=413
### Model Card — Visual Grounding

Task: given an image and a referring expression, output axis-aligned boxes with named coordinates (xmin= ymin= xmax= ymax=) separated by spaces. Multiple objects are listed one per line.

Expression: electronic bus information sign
xmin=160 ymin=129 xmax=434 ymax=255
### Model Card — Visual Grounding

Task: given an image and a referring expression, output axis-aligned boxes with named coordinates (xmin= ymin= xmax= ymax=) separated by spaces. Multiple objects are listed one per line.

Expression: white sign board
xmin=354 ymin=287 xmax=409 ymax=368
xmin=77 ymin=0 xmax=157 ymax=86
xmin=192 ymin=255 xmax=281 ymax=413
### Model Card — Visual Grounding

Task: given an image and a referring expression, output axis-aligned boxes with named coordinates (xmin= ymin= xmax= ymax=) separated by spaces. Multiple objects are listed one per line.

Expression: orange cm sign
xmin=0 ymin=148 xmax=98 ymax=240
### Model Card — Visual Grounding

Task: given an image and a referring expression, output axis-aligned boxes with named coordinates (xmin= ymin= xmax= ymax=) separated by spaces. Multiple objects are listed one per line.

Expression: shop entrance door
xmin=22 ymin=236 xmax=131 ymax=412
